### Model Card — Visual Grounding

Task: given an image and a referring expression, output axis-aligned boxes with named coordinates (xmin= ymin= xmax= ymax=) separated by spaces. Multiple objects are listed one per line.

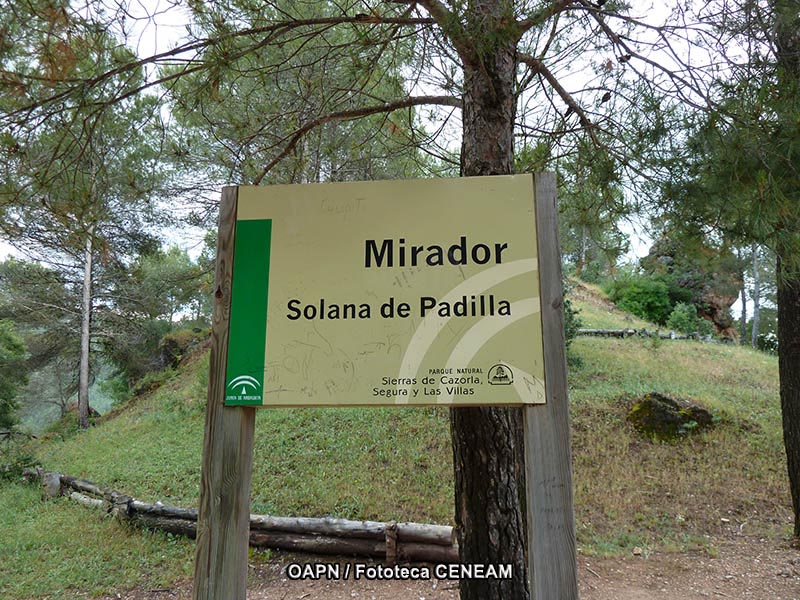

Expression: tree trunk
xmin=774 ymin=0 xmax=800 ymax=537
xmin=452 ymin=7 xmax=529 ymax=598
xmin=575 ymin=225 xmax=586 ymax=277
xmin=778 ymin=255 xmax=800 ymax=536
xmin=739 ymin=247 xmax=747 ymax=344
xmin=751 ymin=243 xmax=760 ymax=348
xmin=77 ymin=227 xmax=94 ymax=429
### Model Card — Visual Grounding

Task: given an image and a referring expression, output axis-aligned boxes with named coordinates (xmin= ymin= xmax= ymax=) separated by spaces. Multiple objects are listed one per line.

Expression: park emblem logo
xmin=488 ymin=364 xmax=513 ymax=385
xmin=226 ymin=375 xmax=262 ymax=403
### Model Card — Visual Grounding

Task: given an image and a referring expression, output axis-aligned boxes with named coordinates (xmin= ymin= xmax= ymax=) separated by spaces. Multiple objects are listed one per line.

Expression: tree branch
xmin=576 ymin=0 xmax=712 ymax=110
xmin=517 ymin=52 xmax=598 ymax=144
xmin=252 ymin=95 xmax=462 ymax=184
xmin=1 ymin=15 xmax=436 ymax=125
xmin=518 ymin=0 xmax=578 ymax=35
xmin=403 ymin=0 xmax=478 ymax=66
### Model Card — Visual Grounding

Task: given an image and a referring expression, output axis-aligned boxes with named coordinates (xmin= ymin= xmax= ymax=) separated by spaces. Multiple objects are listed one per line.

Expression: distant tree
xmin=0 ymin=320 xmax=27 ymax=430
xmin=0 ymin=258 xmax=85 ymax=424
xmin=113 ymin=247 xmax=208 ymax=324
xmin=658 ymin=0 xmax=800 ymax=535
xmin=517 ymin=140 xmax=629 ymax=282
xmin=100 ymin=247 xmax=211 ymax=381
xmin=0 ymin=21 xmax=169 ymax=428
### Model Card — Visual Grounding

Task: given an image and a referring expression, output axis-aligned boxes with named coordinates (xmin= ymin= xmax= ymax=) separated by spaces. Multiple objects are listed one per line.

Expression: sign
xmin=224 ymin=175 xmax=546 ymax=406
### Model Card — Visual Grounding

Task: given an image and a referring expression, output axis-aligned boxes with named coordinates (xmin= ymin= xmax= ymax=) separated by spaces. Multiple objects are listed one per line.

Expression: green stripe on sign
xmin=225 ymin=218 xmax=272 ymax=406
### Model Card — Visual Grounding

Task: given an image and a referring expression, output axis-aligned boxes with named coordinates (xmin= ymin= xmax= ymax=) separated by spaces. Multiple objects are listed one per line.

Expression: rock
xmin=640 ymin=236 xmax=740 ymax=339
xmin=65 ymin=401 xmax=101 ymax=419
xmin=41 ymin=471 xmax=63 ymax=500
xmin=158 ymin=328 xmax=210 ymax=370
xmin=627 ymin=392 xmax=714 ymax=440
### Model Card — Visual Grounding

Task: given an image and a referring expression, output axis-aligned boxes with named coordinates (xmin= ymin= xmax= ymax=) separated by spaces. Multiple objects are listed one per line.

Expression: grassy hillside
xmin=0 ymin=283 xmax=789 ymax=597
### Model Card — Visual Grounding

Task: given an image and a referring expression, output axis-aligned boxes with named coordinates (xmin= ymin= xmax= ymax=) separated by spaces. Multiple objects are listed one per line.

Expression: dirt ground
xmin=100 ymin=536 xmax=800 ymax=600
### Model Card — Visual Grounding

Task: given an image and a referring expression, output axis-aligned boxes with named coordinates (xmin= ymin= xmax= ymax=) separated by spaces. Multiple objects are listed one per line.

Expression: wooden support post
xmin=525 ymin=173 xmax=579 ymax=598
xmin=193 ymin=187 xmax=256 ymax=600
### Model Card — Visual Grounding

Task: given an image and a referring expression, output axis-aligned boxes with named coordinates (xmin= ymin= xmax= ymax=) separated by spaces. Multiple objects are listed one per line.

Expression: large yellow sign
xmin=225 ymin=175 xmax=546 ymax=406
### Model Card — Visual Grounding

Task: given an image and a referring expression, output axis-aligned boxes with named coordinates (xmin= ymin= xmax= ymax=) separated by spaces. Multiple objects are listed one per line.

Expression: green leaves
xmin=0 ymin=320 xmax=27 ymax=429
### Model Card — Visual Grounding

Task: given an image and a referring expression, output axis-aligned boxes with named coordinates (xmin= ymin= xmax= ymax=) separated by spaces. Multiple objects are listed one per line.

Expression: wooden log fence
xmin=22 ymin=468 xmax=458 ymax=563
xmin=578 ymin=328 xmax=717 ymax=341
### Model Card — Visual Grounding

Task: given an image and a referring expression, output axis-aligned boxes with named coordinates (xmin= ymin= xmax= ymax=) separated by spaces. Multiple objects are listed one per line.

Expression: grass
xmin=31 ymin=355 xmax=454 ymax=523
xmin=569 ymin=279 xmax=653 ymax=330
xmin=569 ymin=336 xmax=787 ymax=554
xmin=0 ymin=280 xmax=788 ymax=596
xmin=0 ymin=482 xmax=193 ymax=598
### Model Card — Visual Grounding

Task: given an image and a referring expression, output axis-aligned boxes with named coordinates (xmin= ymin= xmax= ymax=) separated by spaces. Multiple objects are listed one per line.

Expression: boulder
xmin=640 ymin=236 xmax=740 ymax=340
xmin=627 ymin=392 xmax=714 ymax=440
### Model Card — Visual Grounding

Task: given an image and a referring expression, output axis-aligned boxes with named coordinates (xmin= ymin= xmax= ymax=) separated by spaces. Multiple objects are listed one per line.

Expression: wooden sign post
xmin=525 ymin=173 xmax=579 ymax=598
xmin=193 ymin=187 xmax=256 ymax=600
xmin=192 ymin=175 xmax=577 ymax=599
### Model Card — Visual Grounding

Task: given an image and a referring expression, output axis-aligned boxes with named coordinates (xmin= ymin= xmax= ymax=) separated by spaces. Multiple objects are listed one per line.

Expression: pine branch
xmin=1 ymin=15 xmax=436 ymax=126
xmin=518 ymin=0 xmax=578 ymax=35
xmin=517 ymin=52 xmax=598 ymax=144
xmin=252 ymin=95 xmax=462 ymax=184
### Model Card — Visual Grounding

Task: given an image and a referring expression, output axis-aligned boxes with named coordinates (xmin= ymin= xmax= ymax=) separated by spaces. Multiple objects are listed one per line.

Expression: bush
xmin=757 ymin=332 xmax=779 ymax=354
xmin=563 ymin=280 xmax=584 ymax=367
xmin=666 ymin=303 xmax=715 ymax=337
xmin=604 ymin=273 xmax=673 ymax=325
xmin=0 ymin=435 xmax=36 ymax=481
xmin=563 ymin=280 xmax=583 ymax=350
xmin=696 ymin=317 xmax=715 ymax=338
xmin=666 ymin=303 xmax=698 ymax=335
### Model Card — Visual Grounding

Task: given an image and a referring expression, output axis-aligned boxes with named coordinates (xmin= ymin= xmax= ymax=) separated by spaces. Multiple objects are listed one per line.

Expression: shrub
xmin=0 ymin=435 xmax=36 ymax=481
xmin=666 ymin=303 xmax=698 ymax=334
xmin=696 ymin=317 xmax=715 ymax=338
xmin=666 ymin=303 xmax=715 ymax=337
xmin=604 ymin=273 xmax=673 ymax=324
xmin=563 ymin=280 xmax=583 ymax=350
xmin=757 ymin=332 xmax=779 ymax=354
xmin=563 ymin=281 xmax=584 ymax=367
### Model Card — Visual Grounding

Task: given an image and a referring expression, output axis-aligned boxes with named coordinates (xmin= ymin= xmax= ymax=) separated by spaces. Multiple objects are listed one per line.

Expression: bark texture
xmin=778 ymin=257 xmax=800 ymax=536
xmin=774 ymin=0 xmax=800 ymax=538
xmin=78 ymin=228 xmax=94 ymax=429
xmin=751 ymin=244 xmax=760 ymax=348
xmin=459 ymin=35 xmax=517 ymax=177
xmin=451 ymin=2 xmax=529 ymax=597
xmin=451 ymin=407 xmax=528 ymax=599
xmin=738 ymin=248 xmax=747 ymax=344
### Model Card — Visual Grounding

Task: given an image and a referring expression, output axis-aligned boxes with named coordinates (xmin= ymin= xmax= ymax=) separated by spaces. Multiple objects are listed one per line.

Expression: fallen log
xmin=399 ymin=542 xmax=459 ymax=563
xmin=578 ymin=328 xmax=638 ymax=338
xmin=249 ymin=531 xmax=385 ymax=557
xmin=22 ymin=468 xmax=459 ymax=563
xmin=131 ymin=513 xmax=198 ymax=538
xmin=129 ymin=499 xmax=198 ymax=521
xmin=248 ymin=532 xmax=459 ymax=563
xmin=248 ymin=514 xmax=454 ymax=546
xmin=578 ymin=328 xmax=701 ymax=340
xmin=69 ymin=491 xmax=107 ymax=511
